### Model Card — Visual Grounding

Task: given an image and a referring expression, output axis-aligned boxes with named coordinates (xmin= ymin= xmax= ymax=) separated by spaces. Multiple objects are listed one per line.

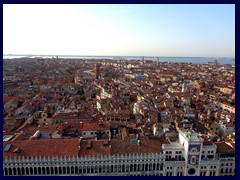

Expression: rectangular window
xmin=191 ymin=156 xmax=196 ymax=164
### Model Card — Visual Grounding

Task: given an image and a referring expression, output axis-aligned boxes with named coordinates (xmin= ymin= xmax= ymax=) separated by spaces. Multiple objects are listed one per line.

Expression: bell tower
xmin=95 ymin=64 xmax=100 ymax=79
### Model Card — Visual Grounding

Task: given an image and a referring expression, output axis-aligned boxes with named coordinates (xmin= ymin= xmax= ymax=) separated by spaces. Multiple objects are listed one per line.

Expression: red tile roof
xmin=16 ymin=124 xmax=62 ymax=138
xmin=3 ymin=96 xmax=20 ymax=104
xmin=78 ymin=139 xmax=111 ymax=157
xmin=3 ymin=139 xmax=79 ymax=158
xmin=82 ymin=122 xmax=110 ymax=131
xmin=214 ymin=142 xmax=235 ymax=154
xmin=111 ymin=136 xmax=162 ymax=155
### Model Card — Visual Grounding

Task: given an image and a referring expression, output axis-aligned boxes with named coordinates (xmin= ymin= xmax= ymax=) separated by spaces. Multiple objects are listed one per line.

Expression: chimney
xmin=109 ymin=131 xmax=111 ymax=141
xmin=138 ymin=140 xmax=140 ymax=146
xmin=87 ymin=141 xmax=92 ymax=149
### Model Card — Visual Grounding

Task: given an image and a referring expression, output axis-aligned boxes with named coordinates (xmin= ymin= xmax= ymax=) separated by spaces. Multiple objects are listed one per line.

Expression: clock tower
xmin=179 ymin=130 xmax=203 ymax=176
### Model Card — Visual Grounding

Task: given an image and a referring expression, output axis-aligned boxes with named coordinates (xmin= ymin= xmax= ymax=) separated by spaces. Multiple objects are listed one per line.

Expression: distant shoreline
xmin=3 ymin=54 xmax=235 ymax=59
xmin=3 ymin=55 xmax=235 ymax=65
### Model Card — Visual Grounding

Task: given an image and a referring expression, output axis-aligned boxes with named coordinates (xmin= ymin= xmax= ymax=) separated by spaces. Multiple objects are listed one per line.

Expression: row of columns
xmin=4 ymin=163 xmax=164 ymax=176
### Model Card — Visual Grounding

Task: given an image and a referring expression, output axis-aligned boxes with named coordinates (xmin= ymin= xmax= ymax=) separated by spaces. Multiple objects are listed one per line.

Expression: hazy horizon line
xmin=3 ymin=54 xmax=235 ymax=59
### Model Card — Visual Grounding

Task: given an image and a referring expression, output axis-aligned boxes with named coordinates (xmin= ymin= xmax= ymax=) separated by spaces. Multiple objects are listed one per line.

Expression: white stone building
xmin=3 ymin=129 xmax=235 ymax=176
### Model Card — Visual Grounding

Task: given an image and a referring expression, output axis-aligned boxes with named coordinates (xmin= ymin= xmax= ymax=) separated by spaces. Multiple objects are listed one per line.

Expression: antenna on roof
xmin=13 ymin=147 xmax=21 ymax=153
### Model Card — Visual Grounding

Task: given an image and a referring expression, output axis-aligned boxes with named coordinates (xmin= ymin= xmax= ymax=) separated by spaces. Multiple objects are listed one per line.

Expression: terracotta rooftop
xmin=82 ymin=122 xmax=110 ymax=131
xmin=16 ymin=124 xmax=62 ymax=138
xmin=3 ymin=139 xmax=79 ymax=158
xmin=78 ymin=139 xmax=111 ymax=157
xmin=214 ymin=142 xmax=235 ymax=154
xmin=111 ymin=136 xmax=162 ymax=155
xmin=3 ymin=96 xmax=20 ymax=104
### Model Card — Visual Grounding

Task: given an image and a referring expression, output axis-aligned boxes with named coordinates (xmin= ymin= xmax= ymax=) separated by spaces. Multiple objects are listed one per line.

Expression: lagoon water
xmin=3 ymin=55 xmax=235 ymax=65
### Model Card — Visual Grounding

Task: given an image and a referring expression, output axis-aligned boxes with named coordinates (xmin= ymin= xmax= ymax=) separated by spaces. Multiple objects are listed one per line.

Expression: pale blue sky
xmin=3 ymin=4 xmax=235 ymax=57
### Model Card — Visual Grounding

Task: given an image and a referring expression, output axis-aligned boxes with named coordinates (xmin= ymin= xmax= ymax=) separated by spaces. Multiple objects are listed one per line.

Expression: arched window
xmin=149 ymin=163 xmax=152 ymax=171
xmin=42 ymin=167 xmax=45 ymax=175
xmin=134 ymin=164 xmax=137 ymax=171
xmin=71 ymin=166 xmax=74 ymax=174
xmin=137 ymin=164 xmax=140 ymax=171
xmin=34 ymin=167 xmax=37 ymax=175
xmin=58 ymin=167 xmax=62 ymax=174
xmin=17 ymin=167 xmax=21 ymax=175
xmin=122 ymin=164 xmax=125 ymax=172
xmin=145 ymin=164 xmax=148 ymax=171
xmin=26 ymin=167 xmax=29 ymax=175
xmin=4 ymin=168 xmax=8 ymax=176
xmin=95 ymin=166 xmax=99 ymax=173
xmin=75 ymin=166 xmax=78 ymax=174
xmin=79 ymin=166 xmax=82 ymax=174
xmin=160 ymin=163 xmax=164 ymax=171
xmin=29 ymin=167 xmax=33 ymax=175
xmin=87 ymin=166 xmax=90 ymax=173
xmin=126 ymin=164 xmax=129 ymax=172
xmin=225 ymin=169 xmax=229 ymax=173
xmin=101 ymin=165 xmax=105 ymax=173
xmin=8 ymin=168 xmax=12 ymax=176
xmin=63 ymin=166 xmax=66 ymax=174
xmin=67 ymin=166 xmax=70 ymax=174
xmin=114 ymin=165 xmax=117 ymax=172
xmin=50 ymin=167 xmax=54 ymax=174
xmin=130 ymin=164 xmax=133 ymax=172
xmin=110 ymin=165 xmax=113 ymax=172
xmin=13 ymin=167 xmax=17 ymax=175
xmin=118 ymin=165 xmax=121 ymax=172
xmin=153 ymin=163 xmax=156 ymax=171
xmin=38 ymin=167 xmax=41 ymax=175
